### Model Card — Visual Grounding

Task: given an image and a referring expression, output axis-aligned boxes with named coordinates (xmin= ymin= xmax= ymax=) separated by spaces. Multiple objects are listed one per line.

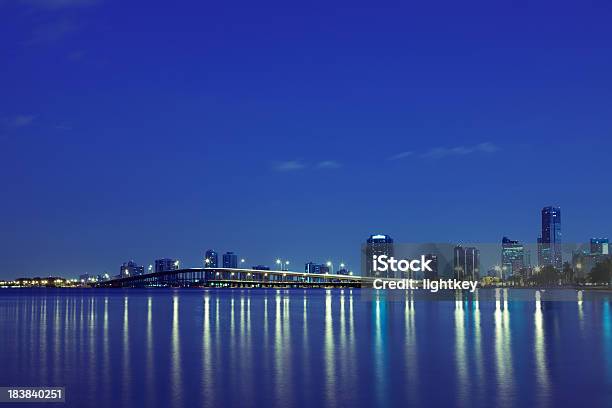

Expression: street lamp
xmin=326 ymin=261 xmax=333 ymax=274
xmin=148 ymin=265 xmax=153 ymax=274
xmin=285 ymin=260 xmax=290 ymax=271
xmin=241 ymin=259 xmax=246 ymax=269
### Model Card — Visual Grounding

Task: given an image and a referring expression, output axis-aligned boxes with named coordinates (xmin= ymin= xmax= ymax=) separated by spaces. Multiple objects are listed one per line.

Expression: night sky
xmin=1 ymin=0 xmax=612 ymax=278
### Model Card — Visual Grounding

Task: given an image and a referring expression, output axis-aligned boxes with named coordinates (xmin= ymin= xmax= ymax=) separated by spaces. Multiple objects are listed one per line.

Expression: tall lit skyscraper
xmin=453 ymin=246 xmax=480 ymax=280
xmin=540 ymin=206 xmax=562 ymax=269
xmin=222 ymin=251 xmax=238 ymax=268
xmin=365 ymin=234 xmax=394 ymax=278
xmin=501 ymin=237 xmax=525 ymax=278
xmin=204 ymin=250 xmax=218 ymax=268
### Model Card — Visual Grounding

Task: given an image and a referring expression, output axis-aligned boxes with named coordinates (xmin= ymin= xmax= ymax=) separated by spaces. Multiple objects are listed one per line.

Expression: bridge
xmin=96 ymin=267 xmax=365 ymax=288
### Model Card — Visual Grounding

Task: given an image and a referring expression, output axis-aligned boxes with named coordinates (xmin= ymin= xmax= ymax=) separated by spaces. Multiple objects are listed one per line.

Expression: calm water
xmin=0 ymin=288 xmax=611 ymax=407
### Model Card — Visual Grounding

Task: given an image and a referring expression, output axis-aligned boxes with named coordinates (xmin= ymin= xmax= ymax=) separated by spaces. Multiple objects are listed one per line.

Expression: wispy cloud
xmin=55 ymin=123 xmax=72 ymax=130
xmin=3 ymin=114 xmax=37 ymax=128
xmin=316 ymin=160 xmax=341 ymax=169
xmin=273 ymin=159 xmax=342 ymax=172
xmin=388 ymin=151 xmax=413 ymax=161
xmin=421 ymin=142 xmax=499 ymax=159
xmin=273 ymin=160 xmax=307 ymax=172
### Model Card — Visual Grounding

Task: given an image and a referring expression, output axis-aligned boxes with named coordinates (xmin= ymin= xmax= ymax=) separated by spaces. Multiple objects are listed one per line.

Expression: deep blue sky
xmin=1 ymin=0 xmax=611 ymax=278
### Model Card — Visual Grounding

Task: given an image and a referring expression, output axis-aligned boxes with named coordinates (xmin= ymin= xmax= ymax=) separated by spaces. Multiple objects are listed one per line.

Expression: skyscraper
xmin=222 ymin=252 xmax=238 ymax=268
xmin=155 ymin=258 xmax=179 ymax=273
xmin=204 ymin=250 xmax=218 ymax=268
xmin=305 ymin=262 xmax=322 ymax=274
xmin=540 ymin=206 xmax=562 ymax=269
xmin=119 ymin=260 xmax=144 ymax=278
xmin=501 ymin=237 xmax=525 ymax=278
xmin=423 ymin=254 xmax=438 ymax=279
xmin=365 ymin=234 xmax=394 ymax=278
xmin=453 ymin=246 xmax=480 ymax=280
xmin=590 ymin=238 xmax=609 ymax=255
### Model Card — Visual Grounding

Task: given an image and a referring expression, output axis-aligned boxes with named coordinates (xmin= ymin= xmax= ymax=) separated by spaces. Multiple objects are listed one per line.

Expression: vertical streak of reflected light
xmin=88 ymin=297 xmax=96 ymax=395
xmin=122 ymin=297 xmax=131 ymax=406
xmin=349 ymin=290 xmax=355 ymax=369
xmin=202 ymin=295 xmax=213 ymax=407
xmin=103 ymin=297 xmax=109 ymax=400
xmin=577 ymin=291 xmax=584 ymax=335
xmin=473 ymin=291 xmax=484 ymax=405
xmin=339 ymin=291 xmax=346 ymax=387
xmin=240 ymin=296 xmax=253 ymax=403
xmin=494 ymin=289 xmax=514 ymax=407
xmin=215 ymin=297 xmax=220 ymax=364
xmin=53 ymin=297 xmax=61 ymax=384
xmin=454 ymin=294 xmax=467 ymax=407
xmin=274 ymin=292 xmax=287 ymax=405
xmin=263 ymin=295 xmax=269 ymax=377
xmin=373 ymin=294 xmax=389 ymax=407
xmin=146 ymin=296 xmax=154 ymax=407
xmin=171 ymin=295 xmax=182 ymax=408
xmin=405 ymin=292 xmax=418 ymax=405
xmin=534 ymin=295 xmax=550 ymax=405
xmin=229 ymin=296 xmax=236 ymax=393
xmin=302 ymin=295 xmax=309 ymax=393
xmin=324 ymin=290 xmax=336 ymax=408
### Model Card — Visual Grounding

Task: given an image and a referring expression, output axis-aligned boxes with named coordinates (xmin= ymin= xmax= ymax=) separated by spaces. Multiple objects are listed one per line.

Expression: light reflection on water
xmin=0 ymin=289 xmax=611 ymax=408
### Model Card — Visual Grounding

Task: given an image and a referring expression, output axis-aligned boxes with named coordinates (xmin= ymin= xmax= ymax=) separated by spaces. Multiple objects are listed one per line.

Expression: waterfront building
xmin=365 ymin=234 xmax=394 ymax=278
xmin=119 ymin=261 xmax=144 ymax=278
xmin=501 ymin=237 xmax=525 ymax=278
xmin=305 ymin=262 xmax=322 ymax=274
xmin=590 ymin=238 xmax=609 ymax=255
xmin=222 ymin=252 xmax=238 ymax=268
xmin=155 ymin=258 xmax=179 ymax=273
xmin=204 ymin=250 xmax=218 ymax=268
xmin=453 ymin=246 xmax=480 ymax=280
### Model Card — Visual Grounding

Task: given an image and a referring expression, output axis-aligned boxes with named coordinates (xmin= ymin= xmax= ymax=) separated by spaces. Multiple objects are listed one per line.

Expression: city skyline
xmin=2 ymin=1 xmax=612 ymax=278
xmin=8 ymin=204 xmax=610 ymax=282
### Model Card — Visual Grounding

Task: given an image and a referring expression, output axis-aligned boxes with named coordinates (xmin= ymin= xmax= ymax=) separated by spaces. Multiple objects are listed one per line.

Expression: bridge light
xmin=216 ymin=272 xmax=219 ymax=276
xmin=264 ymin=273 xmax=268 ymax=277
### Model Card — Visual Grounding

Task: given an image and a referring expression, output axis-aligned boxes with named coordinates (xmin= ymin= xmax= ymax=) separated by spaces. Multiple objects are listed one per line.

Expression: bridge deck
xmin=97 ymin=267 xmax=365 ymax=288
